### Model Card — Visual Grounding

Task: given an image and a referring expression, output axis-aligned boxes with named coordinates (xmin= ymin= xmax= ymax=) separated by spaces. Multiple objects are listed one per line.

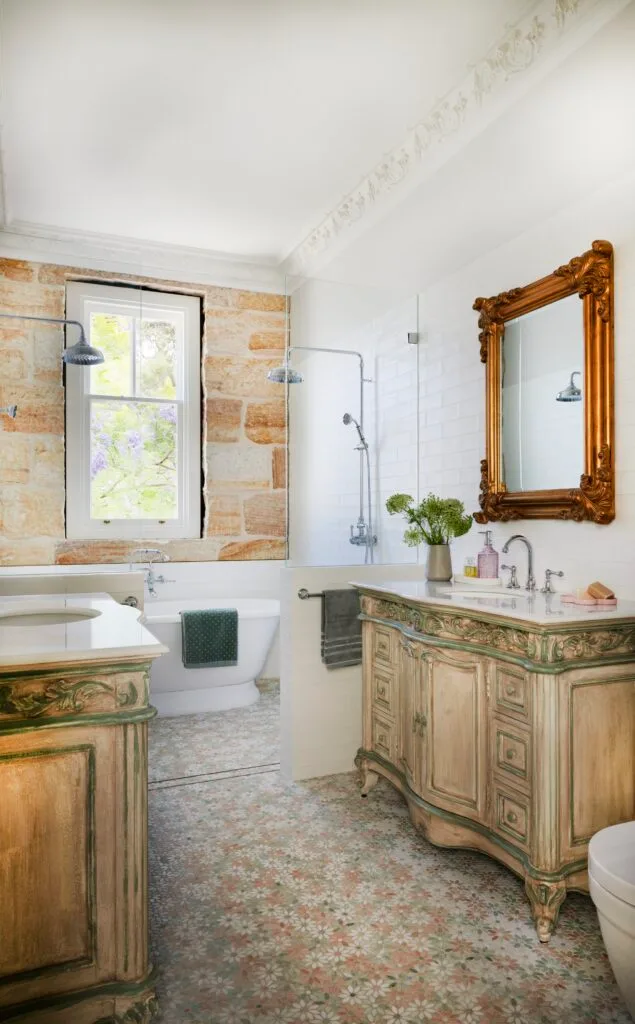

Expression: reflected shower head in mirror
xmin=267 ymin=358 xmax=303 ymax=384
xmin=556 ymin=371 xmax=582 ymax=402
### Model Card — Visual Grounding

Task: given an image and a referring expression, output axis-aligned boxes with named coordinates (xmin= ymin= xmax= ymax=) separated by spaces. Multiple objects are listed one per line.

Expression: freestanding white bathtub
xmin=143 ymin=598 xmax=280 ymax=716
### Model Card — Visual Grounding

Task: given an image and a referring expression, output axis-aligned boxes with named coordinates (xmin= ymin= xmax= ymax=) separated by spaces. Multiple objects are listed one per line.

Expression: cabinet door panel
xmin=425 ymin=647 xmax=487 ymax=819
xmin=559 ymin=672 xmax=635 ymax=861
xmin=0 ymin=726 xmax=116 ymax=1007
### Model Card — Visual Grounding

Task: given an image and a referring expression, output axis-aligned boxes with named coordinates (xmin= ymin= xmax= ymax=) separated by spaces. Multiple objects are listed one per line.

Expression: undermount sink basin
xmin=0 ymin=607 xmax=102 ymax=626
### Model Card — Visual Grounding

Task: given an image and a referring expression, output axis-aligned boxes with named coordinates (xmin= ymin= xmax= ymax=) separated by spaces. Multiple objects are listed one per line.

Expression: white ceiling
xmin=0 ymin=0 xmax=533 ymax=263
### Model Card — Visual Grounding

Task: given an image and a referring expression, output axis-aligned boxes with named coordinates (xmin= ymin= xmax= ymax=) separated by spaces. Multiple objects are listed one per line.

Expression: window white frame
xmin=65 ymin=282 xmax=201 ymax=540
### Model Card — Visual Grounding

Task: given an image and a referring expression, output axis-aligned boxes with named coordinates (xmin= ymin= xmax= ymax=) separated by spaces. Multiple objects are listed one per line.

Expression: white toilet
xmin=589 ymin=821 xmax=635 ymax=1019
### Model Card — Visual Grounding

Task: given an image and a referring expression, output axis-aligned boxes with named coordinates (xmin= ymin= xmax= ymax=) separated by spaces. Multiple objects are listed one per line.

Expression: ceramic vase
xmin=426 ymin=543 xmax=452 ymax=582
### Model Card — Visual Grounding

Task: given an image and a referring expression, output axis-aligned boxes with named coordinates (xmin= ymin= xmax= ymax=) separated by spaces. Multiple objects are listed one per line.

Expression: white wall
xmin=280 ymin=562 xmax=424 ymax=781
xmin=418 ymin=170 xmax=635 ymax=596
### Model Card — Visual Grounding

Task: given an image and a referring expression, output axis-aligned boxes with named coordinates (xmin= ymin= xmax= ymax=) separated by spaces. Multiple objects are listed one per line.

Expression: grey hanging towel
xmin=321 ymin=589 xmax=362 ymax=669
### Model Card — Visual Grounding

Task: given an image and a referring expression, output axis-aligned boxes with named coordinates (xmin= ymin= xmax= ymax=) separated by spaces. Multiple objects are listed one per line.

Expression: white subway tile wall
xmin=418 ymin=172 xmax=635 ymax=596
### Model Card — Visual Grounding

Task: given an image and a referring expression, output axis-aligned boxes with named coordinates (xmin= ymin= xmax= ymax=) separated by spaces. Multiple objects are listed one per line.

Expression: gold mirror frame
xmin=473 ymin=239 xmax=614 ymax=524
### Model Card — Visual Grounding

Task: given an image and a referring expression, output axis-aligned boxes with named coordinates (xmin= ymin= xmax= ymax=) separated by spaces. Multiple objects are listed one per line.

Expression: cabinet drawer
xmin=372 ymin=668 xmax=395 ymax=717
xmin=373 ymin=625 xmax=394 ymax=667
xmin=494 ymin=785 xmax=531 ymax=850
xmin=371 ymin=712 xmax=396 ymax=763
xmin=492 ymin=718 xmax=531 ymax=789
xmin=494 ymin=666 xmax=531 ymax=722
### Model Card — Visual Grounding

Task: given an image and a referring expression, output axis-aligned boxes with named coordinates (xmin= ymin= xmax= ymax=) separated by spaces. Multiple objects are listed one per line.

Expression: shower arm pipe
xmin=286 ymin=345 xmax=367 ymax=433
xmin=0 ymin=312 xmax=88 ymax=345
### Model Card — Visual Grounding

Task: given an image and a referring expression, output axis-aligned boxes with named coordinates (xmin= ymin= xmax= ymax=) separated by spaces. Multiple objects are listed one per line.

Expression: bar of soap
xmin=587 ymin=581 xmax=615 ymax=600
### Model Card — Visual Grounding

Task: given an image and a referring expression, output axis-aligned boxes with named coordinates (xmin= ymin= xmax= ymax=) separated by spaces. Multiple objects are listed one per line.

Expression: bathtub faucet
xmin=128 ymin=548 xmax=174 ymax=598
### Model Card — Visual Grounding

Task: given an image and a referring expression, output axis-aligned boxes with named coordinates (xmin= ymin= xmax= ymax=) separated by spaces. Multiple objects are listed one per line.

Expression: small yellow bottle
xmin=464 ymin=556 xmax=478 ymax=578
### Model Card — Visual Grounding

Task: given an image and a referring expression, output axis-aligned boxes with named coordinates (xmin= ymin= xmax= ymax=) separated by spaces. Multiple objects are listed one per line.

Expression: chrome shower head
xmin=267 ymin=360 xmax=303 ymax=384
xmin=0 ymin=313 xmax=105 ymax=365
xmin=63 ymin=322 xmax=105 ymax=365
xmin=556 ymin=371 xmax=582 ymax=402
xmin=343 ymin=412 xmax=367 ymax=447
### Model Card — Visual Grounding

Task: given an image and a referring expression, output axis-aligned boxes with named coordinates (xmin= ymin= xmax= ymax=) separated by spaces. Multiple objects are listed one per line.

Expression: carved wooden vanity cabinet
xmin=0 ymin=602 xmax=165 ymax=1024
xmin=354 ymin=583 xmax=635 ymax=941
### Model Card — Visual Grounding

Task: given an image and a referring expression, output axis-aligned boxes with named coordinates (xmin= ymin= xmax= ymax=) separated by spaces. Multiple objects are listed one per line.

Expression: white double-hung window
xmin=65 ymin=282 xmax=201 ymax=540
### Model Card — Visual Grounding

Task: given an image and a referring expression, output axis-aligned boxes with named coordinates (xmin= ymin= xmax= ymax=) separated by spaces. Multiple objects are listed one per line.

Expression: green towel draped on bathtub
xmin=180 ymin=608 xmax=238 ymax=668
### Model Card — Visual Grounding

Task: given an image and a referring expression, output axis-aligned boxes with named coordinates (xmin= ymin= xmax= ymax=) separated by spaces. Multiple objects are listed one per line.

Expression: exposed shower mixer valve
xmin=349 ymin=519 xmax=377 ymax=548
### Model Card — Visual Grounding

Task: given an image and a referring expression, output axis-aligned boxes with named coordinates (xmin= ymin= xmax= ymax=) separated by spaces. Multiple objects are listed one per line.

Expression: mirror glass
xmin=501 ymin=294 xmax=583 ymax=491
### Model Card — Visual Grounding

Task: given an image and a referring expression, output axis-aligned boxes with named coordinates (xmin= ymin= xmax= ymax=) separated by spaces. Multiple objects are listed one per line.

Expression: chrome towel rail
xmin=297 ymin=588 xmax=324 ymax=600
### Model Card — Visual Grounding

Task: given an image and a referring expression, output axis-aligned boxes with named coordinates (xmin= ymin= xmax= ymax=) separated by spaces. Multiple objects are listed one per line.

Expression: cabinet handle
xmin=377 ymin=684 xmax=386 ymax=698
xmin=378 ymin=733 xmax=386 ymax=745
xmin=505 ymin=748 xmax=516 ymax=760
xmin=505 ymin=684 xmax=517 ymax=697
xmin=506 ymin=810 xmax=519 ymax=824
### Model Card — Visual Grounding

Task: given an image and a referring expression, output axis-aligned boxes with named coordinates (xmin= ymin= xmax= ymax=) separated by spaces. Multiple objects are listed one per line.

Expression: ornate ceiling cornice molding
xmin=0 ymin=220 xmax=285 ymax=293
xmin=283 ymin=0 xmax=630 ymax=276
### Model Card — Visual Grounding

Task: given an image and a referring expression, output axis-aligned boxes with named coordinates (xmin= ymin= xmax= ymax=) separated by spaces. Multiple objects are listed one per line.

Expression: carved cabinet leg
xmin=525 ymin=877 xmax=567 ymax=942
xmin=360 ymin=766 xmax=380 ymax=798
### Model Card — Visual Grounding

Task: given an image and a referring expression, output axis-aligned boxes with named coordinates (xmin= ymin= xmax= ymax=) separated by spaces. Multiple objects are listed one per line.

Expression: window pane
xmin=90 ymin=400 xmax=178 ymax=520
xmin=137 ymin=318 xmax=178 ymax=399
xmin=90 ymin=314 xmax=133 ymax=396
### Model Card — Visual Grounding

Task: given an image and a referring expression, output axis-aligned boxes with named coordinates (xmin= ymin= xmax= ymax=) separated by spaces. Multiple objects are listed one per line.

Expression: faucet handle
xmin=501 ymin=564 xmax=520 ymax=589
xmin=541 ymin=569 xmax=564 ymax=594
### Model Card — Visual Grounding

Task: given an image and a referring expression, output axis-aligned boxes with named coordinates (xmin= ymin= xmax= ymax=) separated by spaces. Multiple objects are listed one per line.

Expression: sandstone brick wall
xmin=0 ymin=258 xmax=288 ymax=565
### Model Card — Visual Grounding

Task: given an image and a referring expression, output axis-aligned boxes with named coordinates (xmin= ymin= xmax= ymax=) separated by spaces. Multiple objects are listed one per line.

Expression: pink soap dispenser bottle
xmin=477 ymin=530 xmax=499 ymax=579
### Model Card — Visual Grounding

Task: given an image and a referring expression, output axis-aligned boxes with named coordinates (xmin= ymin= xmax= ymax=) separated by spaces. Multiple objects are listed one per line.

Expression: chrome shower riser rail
xmin=287 ymin=344 xmax=375 ymax=564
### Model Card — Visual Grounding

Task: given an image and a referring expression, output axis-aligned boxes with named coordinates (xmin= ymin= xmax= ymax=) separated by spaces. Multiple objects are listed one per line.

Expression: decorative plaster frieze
xmin=284 ymin=0 xmax=626 ymax=275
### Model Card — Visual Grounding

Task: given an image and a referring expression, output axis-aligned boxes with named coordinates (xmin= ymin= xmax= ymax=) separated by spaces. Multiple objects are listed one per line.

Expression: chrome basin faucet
xmin=501 ymin=535 xmax=536 ymax=592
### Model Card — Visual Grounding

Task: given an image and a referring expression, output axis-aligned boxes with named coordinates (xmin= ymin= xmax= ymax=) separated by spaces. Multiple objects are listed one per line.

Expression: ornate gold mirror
xmin=473 ymin=240 xmax=614 ymax=524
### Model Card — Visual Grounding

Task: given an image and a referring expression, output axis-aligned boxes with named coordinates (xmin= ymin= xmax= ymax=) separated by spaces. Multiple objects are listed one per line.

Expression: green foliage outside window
xmin=88 ymin=314 xmax=180 ymax=520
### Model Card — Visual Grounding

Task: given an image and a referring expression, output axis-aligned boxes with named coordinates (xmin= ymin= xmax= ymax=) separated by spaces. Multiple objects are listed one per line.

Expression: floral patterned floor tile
xmin=149 ymin=691 xmax=279 ymax=782
xmin=148 ymin=767 xmax=629 ymax=1024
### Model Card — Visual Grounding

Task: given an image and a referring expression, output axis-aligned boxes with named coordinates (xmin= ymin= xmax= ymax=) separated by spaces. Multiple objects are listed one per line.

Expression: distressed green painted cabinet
xmin=355 ymin=588 xmax=635 ymax=942
xmin=0 ymin=662 xmax=159 ymax=1024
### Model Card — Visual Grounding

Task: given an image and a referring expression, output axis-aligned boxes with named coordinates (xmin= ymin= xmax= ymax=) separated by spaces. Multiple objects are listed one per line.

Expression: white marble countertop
xmin=0 ymin=593 xmax=168 ymax=669
xmin=351 ymin=579 xmax=635 ymax=627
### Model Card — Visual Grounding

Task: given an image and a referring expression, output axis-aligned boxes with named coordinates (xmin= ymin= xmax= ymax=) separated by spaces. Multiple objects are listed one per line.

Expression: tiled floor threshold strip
xmin=148 ymin=697 xmax=630 ymax=1024
xmin=149 ymin=761 xmax=281 ymax=792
